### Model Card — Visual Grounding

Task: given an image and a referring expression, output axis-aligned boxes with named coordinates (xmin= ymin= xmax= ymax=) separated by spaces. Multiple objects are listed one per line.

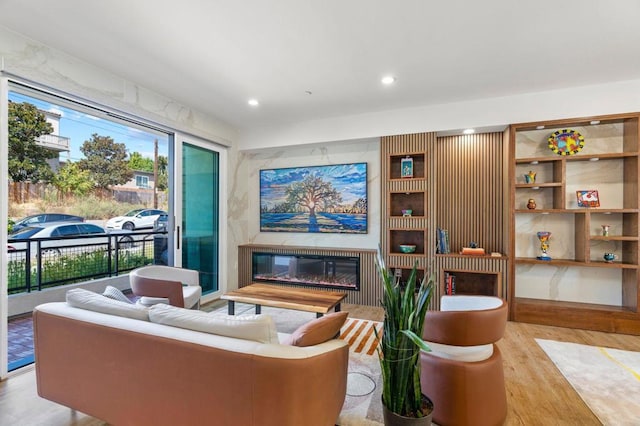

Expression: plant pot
xmin=382 ymin=394 xmax=434 ymax=426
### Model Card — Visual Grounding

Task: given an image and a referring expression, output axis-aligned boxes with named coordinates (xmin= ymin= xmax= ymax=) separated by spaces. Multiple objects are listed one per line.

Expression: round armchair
xmin=129 ymin=265 xmax=202 ymax=309
xmin=420 ymin=295 xmax=508 ymax=426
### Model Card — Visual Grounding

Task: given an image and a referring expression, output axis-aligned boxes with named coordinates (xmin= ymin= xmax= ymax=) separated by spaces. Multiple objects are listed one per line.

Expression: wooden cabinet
xmin=509 ymin=112 xmax=640 ymax=334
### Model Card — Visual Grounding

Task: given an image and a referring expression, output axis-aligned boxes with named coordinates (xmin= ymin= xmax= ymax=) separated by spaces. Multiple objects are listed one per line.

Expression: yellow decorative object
xmin=548 ymin=129 xmax=585 ymax=156
xmin=525 ymin=170 xmax=536 ymax=183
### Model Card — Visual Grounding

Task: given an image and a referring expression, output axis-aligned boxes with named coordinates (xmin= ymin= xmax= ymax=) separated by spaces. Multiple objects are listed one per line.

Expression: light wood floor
xmin=2 ymin=302 xmax=639 ymax=425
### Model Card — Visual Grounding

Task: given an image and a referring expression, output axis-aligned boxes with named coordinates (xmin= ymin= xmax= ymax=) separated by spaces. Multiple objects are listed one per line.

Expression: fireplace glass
xmin=252 ymin=252 xmax=360 ymax=290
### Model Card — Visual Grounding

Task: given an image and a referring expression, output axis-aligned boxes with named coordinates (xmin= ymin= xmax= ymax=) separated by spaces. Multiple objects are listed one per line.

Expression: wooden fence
xmin=8 ymin=182 xmax=166 ymax=206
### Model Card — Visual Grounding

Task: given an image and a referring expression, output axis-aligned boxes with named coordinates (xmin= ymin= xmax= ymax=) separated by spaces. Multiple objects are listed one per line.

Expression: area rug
xmin=536 ymin=338 xmax=640 ymax=425
xmin=338 ymin=318 xmax=384 ymax=426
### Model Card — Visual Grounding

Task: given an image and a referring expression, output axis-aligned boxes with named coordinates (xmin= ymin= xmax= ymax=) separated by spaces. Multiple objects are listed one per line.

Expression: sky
xmin=9 ymin=91 xmax=169 ymax=162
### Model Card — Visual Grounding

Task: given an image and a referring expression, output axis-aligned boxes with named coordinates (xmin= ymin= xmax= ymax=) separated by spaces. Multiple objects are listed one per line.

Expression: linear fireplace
xmin=252 ymin=252 xmax=360 ymax=291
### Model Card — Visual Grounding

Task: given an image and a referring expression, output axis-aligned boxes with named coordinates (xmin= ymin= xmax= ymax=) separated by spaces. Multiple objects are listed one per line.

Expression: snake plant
xmin=375 ymin=248 xmax=434 ymax=418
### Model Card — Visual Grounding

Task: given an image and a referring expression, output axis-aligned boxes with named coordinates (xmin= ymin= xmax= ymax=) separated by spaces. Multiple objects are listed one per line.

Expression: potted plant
xmin=375 ymin=248 xmax=434 ymax=425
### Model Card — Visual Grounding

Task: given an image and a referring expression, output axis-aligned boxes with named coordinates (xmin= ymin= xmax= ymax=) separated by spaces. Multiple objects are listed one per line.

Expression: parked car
xmin=154 ymin=213 xmax=168 ymax=232
xmin=10 ymin=213 xmax=84 ymax=233
xmin=106 ymin=209 xmax=167 ymax=231
xmin=7 ymin=222 xmax=136 ymax=255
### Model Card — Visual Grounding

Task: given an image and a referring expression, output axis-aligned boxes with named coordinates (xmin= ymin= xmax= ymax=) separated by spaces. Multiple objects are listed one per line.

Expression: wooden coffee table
xmin=221 ymin=283 xmax=348 ymax=318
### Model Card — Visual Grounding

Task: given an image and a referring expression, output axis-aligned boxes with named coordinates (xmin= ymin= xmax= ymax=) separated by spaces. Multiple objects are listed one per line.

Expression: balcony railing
xmin=7 ymin=230 xmax=167 ymax=294
xmin=36 ymin=134 xmax=70 ymax=152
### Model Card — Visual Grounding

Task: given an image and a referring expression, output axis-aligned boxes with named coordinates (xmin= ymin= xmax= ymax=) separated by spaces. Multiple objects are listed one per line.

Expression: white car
xmin=106 ymin=209 xmax=167 ymax=231
xmin=7 ymin=222 xmax=135 ymax=255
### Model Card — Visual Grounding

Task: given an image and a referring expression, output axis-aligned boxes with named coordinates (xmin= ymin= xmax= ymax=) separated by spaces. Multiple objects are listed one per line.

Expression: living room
xmin=2 ymin=1 xmax=640 ymax=425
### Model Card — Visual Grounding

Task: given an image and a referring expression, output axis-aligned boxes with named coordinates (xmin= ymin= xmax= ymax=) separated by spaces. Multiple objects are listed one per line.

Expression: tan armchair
xmin=129 ymin=265 xmax=202 ymax=309
xmin=420 ymin=295 xmax=508 ymax=426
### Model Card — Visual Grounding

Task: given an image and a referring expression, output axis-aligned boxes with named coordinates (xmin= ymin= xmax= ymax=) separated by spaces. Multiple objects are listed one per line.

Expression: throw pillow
xmin=283 ymin=311 xmax=348 ymax=347
xmin=102 ymin=285 xmax=133 ymax=304
xmin=148 ymin=304 xmax=279 ymax=344
xmin=66 ymin=288 xmax=149 ymax=321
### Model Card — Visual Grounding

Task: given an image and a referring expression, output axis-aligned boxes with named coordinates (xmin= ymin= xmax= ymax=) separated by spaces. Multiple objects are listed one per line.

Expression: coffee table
xmin=221 ymin=283 xmax=348 ymax=318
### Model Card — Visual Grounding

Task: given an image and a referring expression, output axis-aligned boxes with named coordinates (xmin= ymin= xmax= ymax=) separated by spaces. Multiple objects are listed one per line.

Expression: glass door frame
xmin=1 ymin=77 xmax=9 ymax=379
xmin=173 ymin=133 xmax=227 ymax=303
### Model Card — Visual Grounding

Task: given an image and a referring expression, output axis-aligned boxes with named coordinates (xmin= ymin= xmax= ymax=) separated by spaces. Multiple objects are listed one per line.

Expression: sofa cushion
xmin=283 ymin=311 xmax=348 ymax=347
xmin=66 ymin=288 xmax=149 ymax=321
xmin=102 ymin=285 xmax=133 ymax=304
xmin=148 ymin=304 xmax=279 ymax=344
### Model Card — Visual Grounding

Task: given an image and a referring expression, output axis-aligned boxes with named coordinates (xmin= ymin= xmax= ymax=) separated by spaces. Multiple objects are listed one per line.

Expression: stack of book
xmin=444 ymin=272 xmax=456 ymax=295
xmin=436 ymin=228 xmax=450 ymax=254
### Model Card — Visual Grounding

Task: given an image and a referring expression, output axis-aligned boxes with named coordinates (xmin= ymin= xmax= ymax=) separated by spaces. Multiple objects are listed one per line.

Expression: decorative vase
xmin=536 ymin=231 xmax=552 ymax=260
xmin=382 ymin=395 xmax=434 ymax=426
xmin=524 ymin=170 xmax=536 ymax=183
xmin=527 ymin=198 xmax=536 ymax=209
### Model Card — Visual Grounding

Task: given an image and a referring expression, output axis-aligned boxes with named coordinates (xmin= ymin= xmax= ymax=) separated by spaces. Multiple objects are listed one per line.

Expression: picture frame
xmin=400 ymin=156 xmax=414 ymax=178
xmin=260 ymin=162 xmax=367 ymax=233
xmin=576 ymin=190 xmax=600 ymax=208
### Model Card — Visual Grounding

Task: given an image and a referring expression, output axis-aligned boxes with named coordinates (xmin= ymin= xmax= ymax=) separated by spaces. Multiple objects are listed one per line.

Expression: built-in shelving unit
xmin=441 ymin=269 xmax=502 ymax=297
xmin=509 ymin=112 xmax=640 ymax=334
xmin=381 ymin=133 xmax=433 ymax=302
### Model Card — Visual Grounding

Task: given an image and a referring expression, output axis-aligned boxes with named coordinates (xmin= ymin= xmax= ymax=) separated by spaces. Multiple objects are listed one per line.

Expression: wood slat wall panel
xmin=238 ymin=245 xmax=380 ymax=306
xmin=435 ymin=133 xmax=504 ymax=254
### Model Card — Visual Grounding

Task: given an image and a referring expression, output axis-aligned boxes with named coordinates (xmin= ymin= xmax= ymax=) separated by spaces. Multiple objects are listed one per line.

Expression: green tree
xmin=78 ymin=134 xmax=133 ymax=190
xmin=52 ymin=162 xmax=94 ymax=198
xmin=285 ymin=174 xmax=342 ymax=216
xmin=128 ymin=151 xmax=154 ymax=172
xmin=8 ymin=101 xmax=56 ymax=182
xmin=156 ymin=155 xmax=168 ymax=191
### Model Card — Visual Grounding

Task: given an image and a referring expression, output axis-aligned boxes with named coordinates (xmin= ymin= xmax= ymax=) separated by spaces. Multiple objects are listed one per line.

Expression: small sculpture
xmin=524 ymin=170 xmax=537 ymax=184
xmin=536 ymin=231 xmax=552 ymax=261
xmin=603 ymin=253 xmax=616 ymax=263
xmin=601 ymin=224 xmax=610 ymax=236
xmin=527 ymin=198 xmax=536 ymax=210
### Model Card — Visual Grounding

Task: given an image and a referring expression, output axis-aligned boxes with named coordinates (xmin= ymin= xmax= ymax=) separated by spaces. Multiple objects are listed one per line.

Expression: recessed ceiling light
xmin=381 ymin=76 xmax=396 ymax=85
xmin=463 ymin=128 xmax=475 ymax=134
xmin=248 ymin=99 xmax=259 ymax=107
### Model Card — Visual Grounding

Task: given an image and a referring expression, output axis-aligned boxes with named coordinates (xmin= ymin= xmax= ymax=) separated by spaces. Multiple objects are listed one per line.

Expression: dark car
xmin=154 ymin=213 xmax=168 ymax=232
xmin=11 ymin=213 xmax=84 ymax=233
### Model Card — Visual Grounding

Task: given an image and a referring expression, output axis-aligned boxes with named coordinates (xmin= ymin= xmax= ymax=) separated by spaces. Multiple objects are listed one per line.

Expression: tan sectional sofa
xmin=33 ymin=290 xmax=349 ymax=426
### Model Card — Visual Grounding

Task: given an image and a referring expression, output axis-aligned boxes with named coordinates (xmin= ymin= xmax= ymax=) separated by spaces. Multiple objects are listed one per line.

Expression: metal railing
xmin=7 ymin=230 xmax=167 ymax=294
xmin=36 ymin=134 xmax=70 ymax=151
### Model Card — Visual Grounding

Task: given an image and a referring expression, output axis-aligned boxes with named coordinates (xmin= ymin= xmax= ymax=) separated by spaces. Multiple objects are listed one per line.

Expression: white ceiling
xmin=1 ymin=0 xmax=640 ymax=134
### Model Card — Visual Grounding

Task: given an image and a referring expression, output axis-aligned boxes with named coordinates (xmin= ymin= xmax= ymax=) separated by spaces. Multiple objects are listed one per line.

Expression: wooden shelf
xmin=510 ymin=112 xmax=640 ymax=335
xmin=590 ymin=236 xmax=639 ymax=241
xmin=515 ymin=182 xmax=562 ymax=189
xmin=516 ymin=152 xmax=638 ymax=164
xmin=381 ymin=134 xmax=433 ymax=278
xmin=515 ymin=257 xmax=638 ymax=269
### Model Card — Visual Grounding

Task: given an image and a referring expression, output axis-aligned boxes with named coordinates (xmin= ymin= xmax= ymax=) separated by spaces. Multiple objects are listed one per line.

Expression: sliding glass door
xmin=175 ymin=136 xmax=226 ymax=302
xmin=0 ymin=76 xmax=227 ymax=378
